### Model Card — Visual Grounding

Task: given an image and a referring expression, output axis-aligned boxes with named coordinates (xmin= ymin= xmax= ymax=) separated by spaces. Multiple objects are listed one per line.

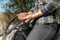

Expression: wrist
xmin=31 ymin=10 xmax=43 ymax=19
xmin=31 ymin=14 xmax=35 ymax=19
xmin=27 ymin=11 xmax=34 ymax=19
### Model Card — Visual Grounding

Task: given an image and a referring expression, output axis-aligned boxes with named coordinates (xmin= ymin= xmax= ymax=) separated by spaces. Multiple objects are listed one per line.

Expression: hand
xmin=17 ymin=12 xmax=30 ymax=25
xmin=17 ymin=12 xmax=33 ymax=25
xmin=21 ymin=14 xmax=33 ymax=24
xmin=17 ymin=12 xmax=28 ymax=21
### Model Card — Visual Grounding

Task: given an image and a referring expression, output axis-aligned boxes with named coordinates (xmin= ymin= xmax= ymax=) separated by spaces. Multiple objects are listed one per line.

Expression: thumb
xmin=25 ymin=19 xmax=30 ymax=23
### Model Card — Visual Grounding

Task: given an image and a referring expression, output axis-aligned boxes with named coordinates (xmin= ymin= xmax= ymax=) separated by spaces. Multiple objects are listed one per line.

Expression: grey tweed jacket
xmin=30 ymin=0 xmax=60 ymax=24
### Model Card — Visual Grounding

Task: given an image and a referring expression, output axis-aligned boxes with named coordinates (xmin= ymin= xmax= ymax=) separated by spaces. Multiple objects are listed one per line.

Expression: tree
xmin=14 ymin=0 xmax=33 ymax=12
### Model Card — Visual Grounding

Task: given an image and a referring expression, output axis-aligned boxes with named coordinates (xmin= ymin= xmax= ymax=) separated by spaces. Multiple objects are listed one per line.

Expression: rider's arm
xmin=28 ymin=0 xmax=59 ymax=19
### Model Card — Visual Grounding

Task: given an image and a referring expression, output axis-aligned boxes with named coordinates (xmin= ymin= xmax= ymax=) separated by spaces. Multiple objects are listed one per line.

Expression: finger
xmin=18 ymin=13 xmax=27 ymax=18
xmin=17 ymin=14 xmax=24 ymax=19
xmin=21 ymin=17 xmax=27 ymax=21
xmin=17 ymin=16 xmax=22 ymax=20
xmin=22 ymin=16 xmax=29 ymax=20
xmin=25 ymin=19 xmax=30 ymax=23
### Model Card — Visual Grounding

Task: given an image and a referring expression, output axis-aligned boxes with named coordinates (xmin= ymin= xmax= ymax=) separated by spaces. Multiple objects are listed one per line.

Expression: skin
xmin=17 ymin=10 xmax=43 ymax=25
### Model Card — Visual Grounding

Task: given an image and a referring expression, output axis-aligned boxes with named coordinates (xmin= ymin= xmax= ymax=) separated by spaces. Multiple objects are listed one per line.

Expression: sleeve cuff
xmin=41 ymin=8 xmax=49 ymax=15
xmin=41 ymin=2 xmax=57 ymax=16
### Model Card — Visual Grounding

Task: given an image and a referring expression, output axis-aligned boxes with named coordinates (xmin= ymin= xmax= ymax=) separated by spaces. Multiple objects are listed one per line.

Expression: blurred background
xmin=0 ymin=0 xmax=33 ymax=35
xmin=0 ymin=0 xmax=60 ymax=35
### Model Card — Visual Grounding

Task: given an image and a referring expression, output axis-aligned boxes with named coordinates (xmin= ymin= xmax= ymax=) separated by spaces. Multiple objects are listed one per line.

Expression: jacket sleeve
xmin=41 ymin=0 xmax=60 ymax=15
xmin=30 ymin=0 xmax=39 ymax=14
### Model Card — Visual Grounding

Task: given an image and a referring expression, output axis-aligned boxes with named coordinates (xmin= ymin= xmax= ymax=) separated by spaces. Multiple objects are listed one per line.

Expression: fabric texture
xmin=26 ymin=22 xmax=57 ymax=40
xmin=30 ymin=0 xmax=60 ymax=24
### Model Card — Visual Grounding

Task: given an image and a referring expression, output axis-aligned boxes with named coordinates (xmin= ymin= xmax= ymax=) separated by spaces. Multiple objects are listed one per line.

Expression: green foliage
xmin=14 ymin=0 xmax=33 ymax=12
